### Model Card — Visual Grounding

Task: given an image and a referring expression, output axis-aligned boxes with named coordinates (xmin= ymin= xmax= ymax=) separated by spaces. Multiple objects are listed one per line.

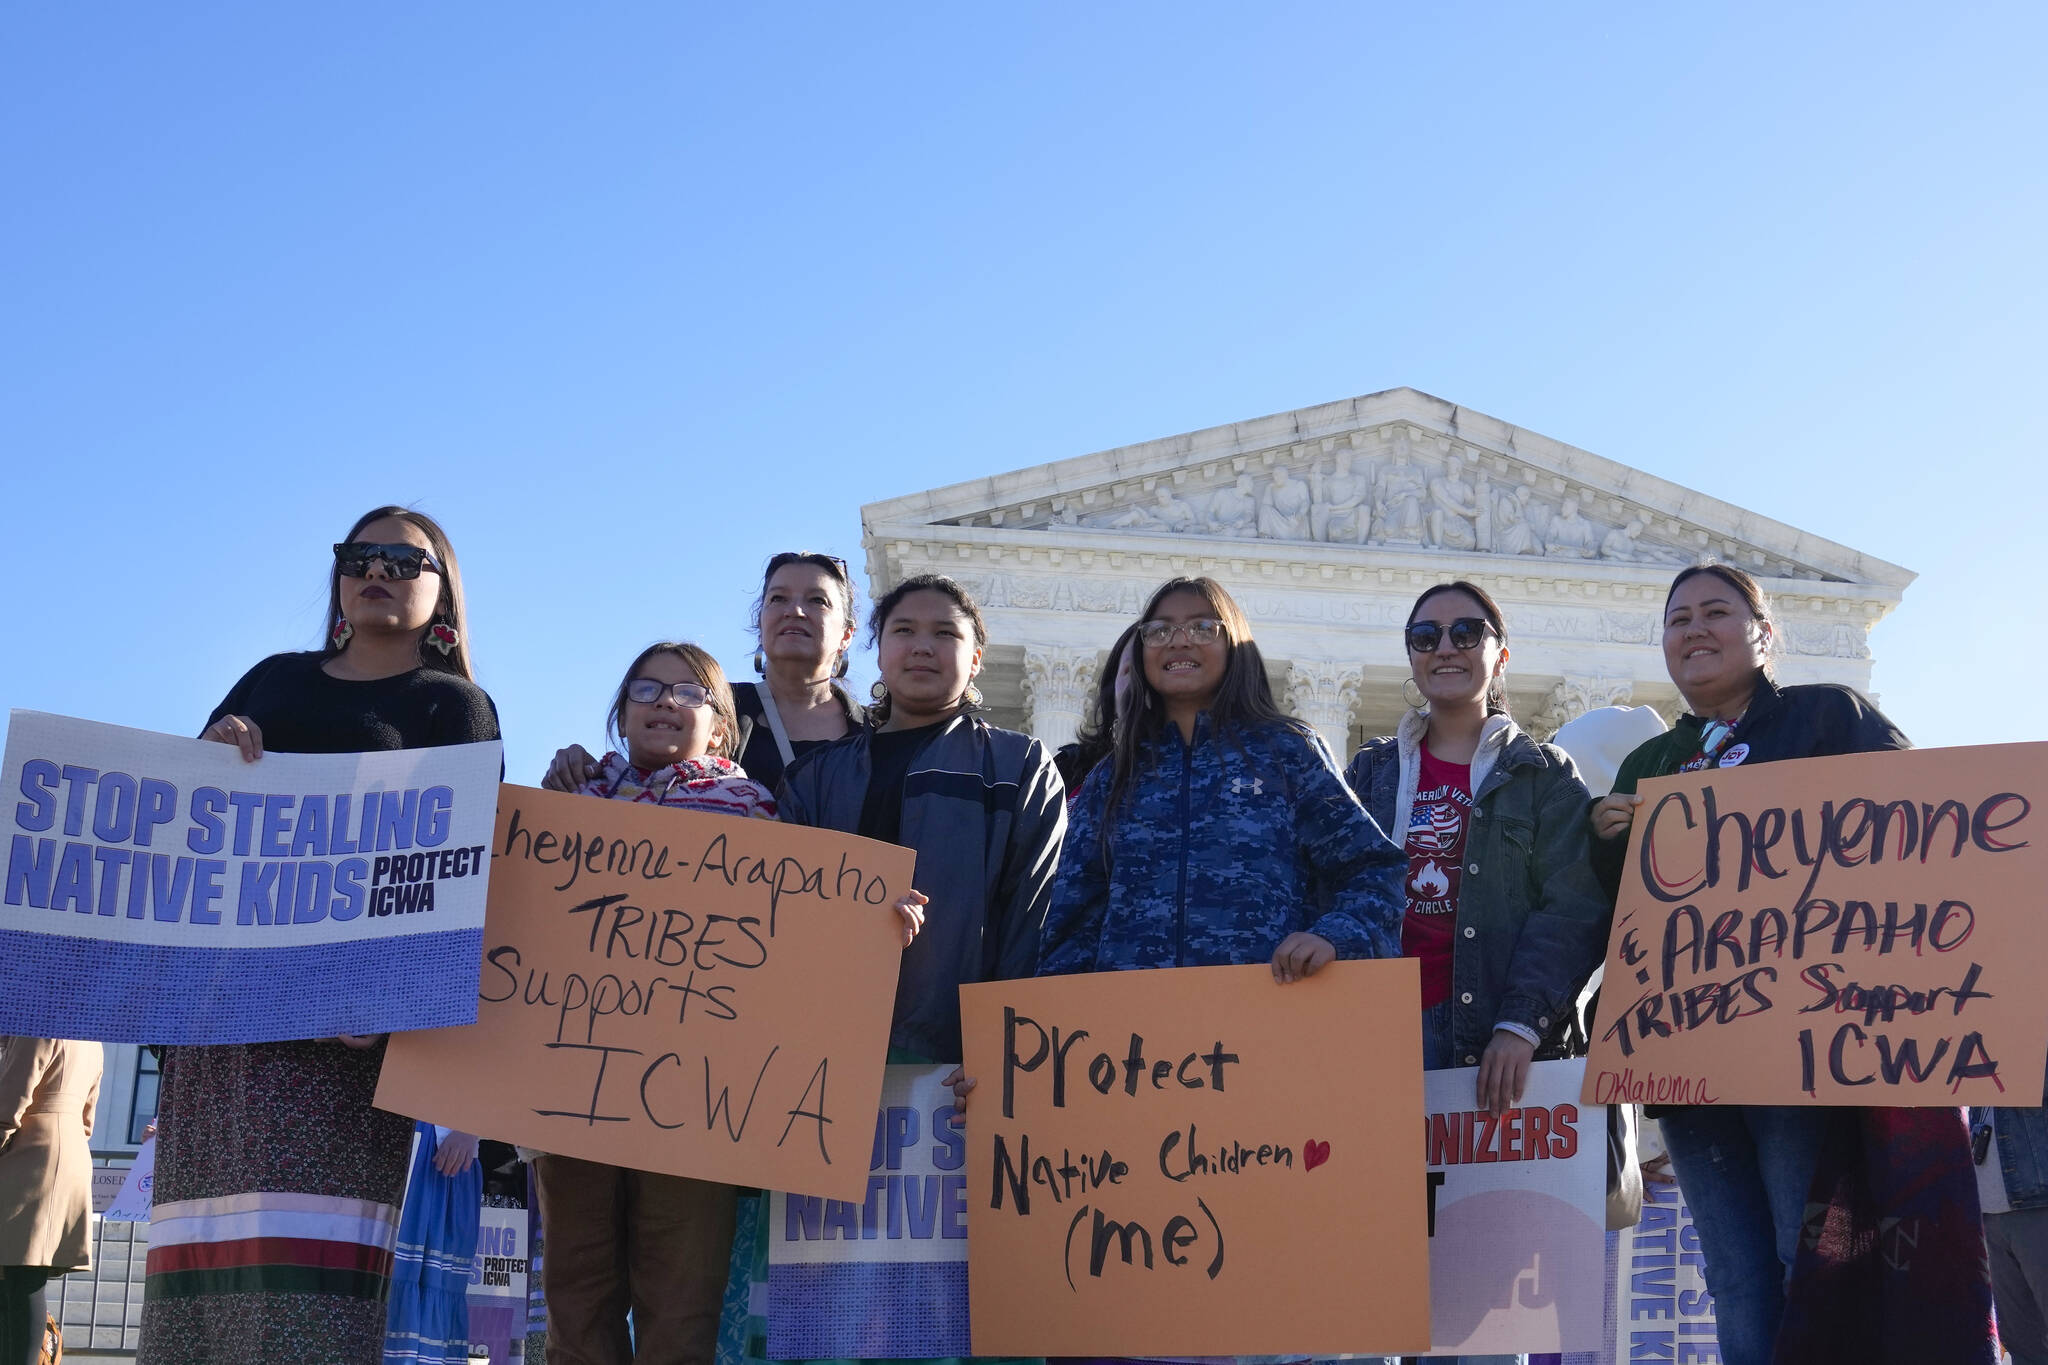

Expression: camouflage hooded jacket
xmin=1038 ymin=715 xmax=1404 ymax=974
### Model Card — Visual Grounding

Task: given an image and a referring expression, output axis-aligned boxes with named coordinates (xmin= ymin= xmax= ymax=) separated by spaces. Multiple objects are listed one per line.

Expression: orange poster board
xmin=376 ymin=784 xmax=912 ymax=1200
xmin=1583 ymin=743 xmax=2048 ymax=1107
xmin=960 ymin=961 xmax=1432 ymax=1357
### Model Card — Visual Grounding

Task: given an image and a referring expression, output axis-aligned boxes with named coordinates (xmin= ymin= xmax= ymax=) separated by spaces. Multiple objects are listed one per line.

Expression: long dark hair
xmin=323 ymin=505 xmax=475 ymax=681
xmin=1064 ymin=621 xmax=1143 ymax=787
xmin=1103 ymin=577 xmax=1304 ymax=833
xmin=865 ymin=574 xmax=989 ymax=726
xmin=604 ymin=641 xmax=740 ymax=761
xmin=1407 ymin=580 xmax=1511 ymax=717
xmin=751 ymin=552 xmax=859 ymax=679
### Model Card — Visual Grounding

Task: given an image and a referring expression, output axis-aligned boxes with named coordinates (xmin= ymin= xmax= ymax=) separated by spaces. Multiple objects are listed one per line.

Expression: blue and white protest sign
xmin=1 ymin=710 xmax=501 ymax=1043
xmin=767 ymin=1066 xmax=968 ymax=1359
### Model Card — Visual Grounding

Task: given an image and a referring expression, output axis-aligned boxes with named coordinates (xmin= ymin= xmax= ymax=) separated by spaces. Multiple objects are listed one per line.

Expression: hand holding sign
xmin=1583 ymin=743 xmax=2048 ymax=1106
xmin=961 ymin=961 xmax=1431 ymax=1358
xmin=376 ymin=784 xmax=913 ymax=1200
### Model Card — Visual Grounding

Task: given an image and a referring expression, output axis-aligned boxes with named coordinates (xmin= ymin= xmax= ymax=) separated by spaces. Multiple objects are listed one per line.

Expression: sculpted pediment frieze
xmin=940 ymin=422 xmax=1832 ymax=579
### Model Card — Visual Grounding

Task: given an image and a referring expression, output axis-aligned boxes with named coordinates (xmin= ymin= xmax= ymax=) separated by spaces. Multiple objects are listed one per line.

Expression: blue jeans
xmin=1657 ymin=1106 xmax=1832 ymax=1365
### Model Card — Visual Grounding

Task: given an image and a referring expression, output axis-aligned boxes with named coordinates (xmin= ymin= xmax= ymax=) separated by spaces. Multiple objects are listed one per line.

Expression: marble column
xmin=1530 ymin=673 xmax=1635 ymax=740
xmin=1285 ymin=659 xmax=1364 ymax=762
xmin=1020 ymin=645 xmax=1099 ymax=751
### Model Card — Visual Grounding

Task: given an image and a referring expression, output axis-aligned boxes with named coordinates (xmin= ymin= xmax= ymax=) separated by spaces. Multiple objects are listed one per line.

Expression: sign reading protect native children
xmin=377 ymin=783 xmax=913 ymax=1201
xmin=960 ymin=961 xmax=1432 ymax=1358
xmin=1583 ymin=743 xmax=2048 ymax=1107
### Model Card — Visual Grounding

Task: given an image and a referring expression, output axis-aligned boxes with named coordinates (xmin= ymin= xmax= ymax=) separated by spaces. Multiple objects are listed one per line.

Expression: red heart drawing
xmin=1304 ymin=1138 xmax=1331 ymax=1171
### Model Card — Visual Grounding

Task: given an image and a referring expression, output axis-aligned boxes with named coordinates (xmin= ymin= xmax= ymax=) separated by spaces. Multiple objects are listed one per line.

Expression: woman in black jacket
xmin=1588 ymin=563 xmax=1986 ymax=1365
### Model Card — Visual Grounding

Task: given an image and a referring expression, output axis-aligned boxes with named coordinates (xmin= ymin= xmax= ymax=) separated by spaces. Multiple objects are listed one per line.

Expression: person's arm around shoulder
xmin=1287 ymin=728 xmax=1404 ymax=971
xmin=1497 ymin=751 xmax=1612 ymax=1043
xmin=990 ymin=738 xmax=1068 ymax=983
xmin=1037 ymin=762 xmax=1111 ymax=977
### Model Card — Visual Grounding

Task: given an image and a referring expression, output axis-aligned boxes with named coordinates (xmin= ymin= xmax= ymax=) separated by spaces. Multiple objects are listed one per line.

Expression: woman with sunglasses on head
xmin=1038 ymin=576 xmax=1402 ymax=987
xmin=721 ymin=574 xmax=1062 ymax=1365
xmin=533 ymin=641 xmax=920 ymax=1365
xmin=545 ymin=554 xmax=866 ymax=798
xmin=1588 ymin=564 xmax=1989 ymax=1365
xmin=142 ymin=507 xmax=500 ymax=1365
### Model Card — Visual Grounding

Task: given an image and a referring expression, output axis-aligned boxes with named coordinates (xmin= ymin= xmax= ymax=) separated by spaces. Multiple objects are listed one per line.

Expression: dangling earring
xmin=870 ymin=680 xmax=889 ymax=702
xmin=833 ymin=652 xmax=849 ymax=680
xmin=964 ymin=683 xmax=984 ymax=708
xmin=423 ymin=621 xmax=461 ymax=657
xmin=753 ymin=650 xmax=767 ymax=676
xmin=1402 ymin=678 xmax=1427 ymax=711
xmin=330 ymin=618 xmax=354 ymax=649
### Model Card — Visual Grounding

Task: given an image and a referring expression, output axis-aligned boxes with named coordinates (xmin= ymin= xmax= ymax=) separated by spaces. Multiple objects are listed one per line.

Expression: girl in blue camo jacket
xmin=1039 ymin=575 xmax=1404 ymax=981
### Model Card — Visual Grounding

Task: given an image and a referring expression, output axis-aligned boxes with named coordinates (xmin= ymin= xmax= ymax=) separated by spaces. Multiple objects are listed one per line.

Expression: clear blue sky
xmin=5 ymin=4 xmax=2041 ymax=780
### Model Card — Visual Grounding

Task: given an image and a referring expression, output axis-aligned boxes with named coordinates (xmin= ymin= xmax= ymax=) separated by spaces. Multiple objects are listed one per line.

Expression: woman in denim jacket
xmin=1345 ymin=581 xmax=1608 ymax=1096
xmin=1346 ymin=581 xmax=1608 ymax=1365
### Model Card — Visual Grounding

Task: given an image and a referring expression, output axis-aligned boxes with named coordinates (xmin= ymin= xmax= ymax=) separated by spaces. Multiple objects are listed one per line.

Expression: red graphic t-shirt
xmin=1402 ymin=743 xmax=1472 ymax=1008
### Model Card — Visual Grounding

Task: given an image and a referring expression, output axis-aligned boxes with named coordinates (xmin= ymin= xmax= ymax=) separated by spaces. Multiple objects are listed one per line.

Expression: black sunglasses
xmin=333 ymin=542 xmax=443 ymax=580
xmin=1405 ymin=618 xmax=1496 ymax=654
xmin=767 ymin=551 xmax=850 ymax=581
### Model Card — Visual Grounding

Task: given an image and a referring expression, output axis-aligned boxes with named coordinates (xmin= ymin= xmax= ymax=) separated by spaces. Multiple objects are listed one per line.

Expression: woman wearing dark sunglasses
xmin=1345 ymin=583 xmax=1607 ymax=1096
xmin=1038 ymin=575 xmax=1403 ymax=983
xmin=1343 ymin=582 xmax=1608 ymax=1365
xmin=142 ymin=507 xmax=500 ymax=1365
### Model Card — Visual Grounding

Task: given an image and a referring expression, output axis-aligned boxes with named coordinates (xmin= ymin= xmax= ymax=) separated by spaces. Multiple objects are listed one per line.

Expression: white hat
xmin=1551 ymin=705 xmax=1669 ymax=796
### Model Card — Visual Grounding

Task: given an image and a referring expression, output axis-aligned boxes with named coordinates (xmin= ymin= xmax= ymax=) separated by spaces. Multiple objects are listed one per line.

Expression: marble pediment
xmin=864 ymin=388 xmax=1913 ymax=588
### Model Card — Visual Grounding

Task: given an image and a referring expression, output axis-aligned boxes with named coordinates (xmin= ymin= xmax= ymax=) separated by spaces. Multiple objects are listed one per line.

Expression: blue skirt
xmin=385 ymin=1123 xmax=483 ymax=1365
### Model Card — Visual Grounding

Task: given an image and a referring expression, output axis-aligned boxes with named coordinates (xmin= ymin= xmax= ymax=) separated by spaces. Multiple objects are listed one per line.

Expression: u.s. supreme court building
xmin=860 ymin=387 xmax=1909 ymax=757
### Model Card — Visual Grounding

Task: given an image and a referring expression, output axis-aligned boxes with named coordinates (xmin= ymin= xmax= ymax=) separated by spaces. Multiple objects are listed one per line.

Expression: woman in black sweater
xmin=139 ymin=507 xmax=500 ymax=1365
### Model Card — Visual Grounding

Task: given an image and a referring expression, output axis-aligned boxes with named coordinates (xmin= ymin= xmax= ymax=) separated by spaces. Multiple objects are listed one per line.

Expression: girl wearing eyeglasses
xmin=535 ymin=642 xmax=922 ymax=1365
xmin=143 ymin=507 xmax=500 ymax=1365
xmin=1344 ymin=583 xmax=1608 ymax=1121
xmin=1587 ymin=565 xmax=1990 ymax=1365
xmin=1038 ymin=576 xmax=1402 ymax=983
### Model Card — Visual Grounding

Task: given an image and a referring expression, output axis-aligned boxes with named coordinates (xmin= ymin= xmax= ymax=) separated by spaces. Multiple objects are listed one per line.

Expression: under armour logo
xmin=1231 ymin=777 xmax=1265 ymax=796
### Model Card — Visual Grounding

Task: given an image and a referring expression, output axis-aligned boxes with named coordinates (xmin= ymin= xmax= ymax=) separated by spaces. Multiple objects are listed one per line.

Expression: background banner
xmin=767 ymin=1065 xmax=969 ymax=1359
xmin=960 ymin=961 xmax=1432 ymax=1358
xmin=1584 ymin=743 xmax=2048 ymax=1106
xmin=1422 ymin=1059 xmax=1606 ymax=1356
xmin=376 ymin=784 xmax=913 ymax=1200
xmin=1 ymin=710 xmax=501 ymax=1042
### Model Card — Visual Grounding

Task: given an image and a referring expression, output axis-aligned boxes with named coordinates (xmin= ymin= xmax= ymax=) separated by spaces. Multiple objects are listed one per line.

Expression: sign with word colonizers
xmin=1 ymin=711 xmax=501 ymax=1043
xmin=1585 ymin=743 xmax=2048 ymax=1106
xmin=961 ymin=961 xmax=1431 ymax=1358
xmin=376 ymin=783 xmax=914 ymax=1201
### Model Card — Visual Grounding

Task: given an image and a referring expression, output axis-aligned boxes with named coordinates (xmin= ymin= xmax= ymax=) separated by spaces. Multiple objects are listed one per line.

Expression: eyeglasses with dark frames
xmin=625 ymin=679 xmax=712 ymax=708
